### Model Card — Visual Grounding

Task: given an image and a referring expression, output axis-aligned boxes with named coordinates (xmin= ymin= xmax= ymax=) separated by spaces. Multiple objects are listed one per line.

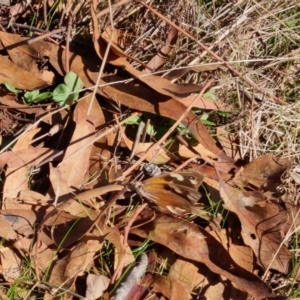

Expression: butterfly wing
xmin=135 ymin=171 xmax=203 ymax=215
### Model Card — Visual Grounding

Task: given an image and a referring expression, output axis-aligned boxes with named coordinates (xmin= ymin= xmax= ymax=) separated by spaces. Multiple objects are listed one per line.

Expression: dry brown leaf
xmin=209 ymin=228 xmax=254 ymax=273
xmin=17 ymin=190 xmax=50 ymax=206
xmin=44 ymin=257 xmax=75 ymax=300
xmin=219 ymin=176 xmax=291 ymax=274
xmin=131 ymin=214 xmax=278 ymax=300
xmin=233 ymin=155 xmax=291 ymax=190
xmin=0 ymin=32 xmax=41 ymax=76
xmin=2 ymin=128 xmax=41 ymax=201
xmin=209 ymin=228 xmax=253 ymax=299
xmin=50 ymin=97 xmax=95 ymax=196
xmin=216 ymin=127 xmax=241 ymax=160
xmin=38 ymin=206 xmax=95 ymax=249
xmin=0 ymin=209 xmax=40 ymax=237
xmin=33 ymin=240 xmax=56 ymax=274
xmin=152 ymin=275 xmax=191 ymax=300
xmin=178 ymin=142 xmax=218 ymax=160
xmin=3 ymin=128 xmax=40 ymax=202
xmin=101 ymin=225 xmax=135 ymax=272
xmin=0 ymin=215 xmax=18 ymax=240
xmin=121 ymin=132 xmax=171 ymax=164
xmin=0 ymin=147 xmax=58 ymax=170
xmin=86 ymin=274 xmax=110 ymax=300
xmin=0 ymin=55 xmax=47 ymax=90
xmin=176 ymin=93 xmax=230 ymax=111
xmin=168 ymin=259 xmax=203 ymax=293
xmin=0 ymin=246 xmax=21 ymax=282
xmin=202 ymin=277 xmax=226 ymax=300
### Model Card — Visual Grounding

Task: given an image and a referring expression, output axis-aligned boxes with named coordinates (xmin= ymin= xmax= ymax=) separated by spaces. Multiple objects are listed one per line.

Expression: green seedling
xmin=125 ymin=115 xmax=155 ymax=136
xmin=53 ymin=71 xmax=84 ymax=106
xmin=4 ymin=82 xmax=22 ymax=94
xmin=24 ymin=90 xmax=52 ymax=103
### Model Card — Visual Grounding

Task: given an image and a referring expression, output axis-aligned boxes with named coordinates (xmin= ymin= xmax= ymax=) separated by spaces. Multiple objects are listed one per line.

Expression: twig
xmin=65 ymin=13 xmax=74 ymax=73
xmin=26 ymin=27 xmax=66 ymax=44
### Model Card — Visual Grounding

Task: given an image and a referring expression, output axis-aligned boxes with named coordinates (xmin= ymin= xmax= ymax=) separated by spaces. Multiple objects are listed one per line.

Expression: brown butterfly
xmin=133 ymin=171 xmax=204 ymax=216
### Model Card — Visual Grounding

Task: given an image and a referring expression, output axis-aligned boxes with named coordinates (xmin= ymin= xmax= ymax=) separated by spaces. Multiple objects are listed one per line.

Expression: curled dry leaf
xmin=131 ymin=214 xmax=278 ymax=300
xmin=145 ymin=26 xmax=178 ymax=73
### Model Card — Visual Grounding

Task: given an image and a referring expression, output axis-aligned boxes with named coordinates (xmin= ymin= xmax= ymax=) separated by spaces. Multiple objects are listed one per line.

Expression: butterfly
xmin=133 ymin=171 xmax=204 ymax=216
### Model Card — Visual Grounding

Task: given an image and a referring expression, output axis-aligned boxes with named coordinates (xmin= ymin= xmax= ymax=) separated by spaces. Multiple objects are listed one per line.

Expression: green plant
xmin=24 ymin=90 xmax=53 ymax=103
xmin=52 ymin=71 xmax=84 ymax=106
xmin=4 ymin=71 xmax=84 ymax=106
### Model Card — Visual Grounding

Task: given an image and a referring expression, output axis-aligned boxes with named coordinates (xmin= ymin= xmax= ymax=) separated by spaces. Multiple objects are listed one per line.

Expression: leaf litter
xmin=0 ymin=0 xmax=299 ymax=299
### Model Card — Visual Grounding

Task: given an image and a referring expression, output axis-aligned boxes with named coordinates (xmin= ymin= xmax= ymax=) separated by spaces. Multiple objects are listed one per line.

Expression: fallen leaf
xmin=233 ymin=155 xmax=291 ymax=190
xmin=0 ymin=55 xmax=48 ymax=90
xmin=168 ymin=258 xmax=203 ymax=293
xmin=152 ymin=275 xmax=191 ymax=300
xmin=219 ymin=175 xmax=291 ymax=273
xmin=217 ymin=127 xmax=241 ymax=160
xmin=86 ymin=274 xmax=110 ymax=300
xmin=0 ymin=246 xmax=21 ymax=281
xmin=131 ymin=214 xmax=278 ymax=300
xmin=50 ymin=97 xmax=95 ymax=196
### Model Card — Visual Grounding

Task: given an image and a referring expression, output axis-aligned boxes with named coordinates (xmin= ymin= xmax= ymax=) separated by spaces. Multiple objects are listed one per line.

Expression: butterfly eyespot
xmin=188 ymin=176 xmax=196 ymax=180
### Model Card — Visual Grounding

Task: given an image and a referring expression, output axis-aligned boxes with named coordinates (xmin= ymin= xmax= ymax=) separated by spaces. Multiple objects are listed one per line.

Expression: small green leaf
xmin=146 ymin=123 xmax=155 ymax=136
xmin=64 ymin=71 xmax=83 ymax=92
xmin=53 ymin=84 xmax=71 ymax=104
xmin=65 ymin=91 xmax=80 ymax=105
xmin=24 ymin=90 xmax=40 ymax=102
xmin=4 ymin=82 xmax=22 ymax=94
xmin=200 ymin=114 xmax=215 ymax=126
xmin=31 ymin=92 xmax=52 ymax=103
xmin=203 ymin=89 xmax=216 ymax=100
xmin=125 ymin=115 xmax=141 ymax=125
